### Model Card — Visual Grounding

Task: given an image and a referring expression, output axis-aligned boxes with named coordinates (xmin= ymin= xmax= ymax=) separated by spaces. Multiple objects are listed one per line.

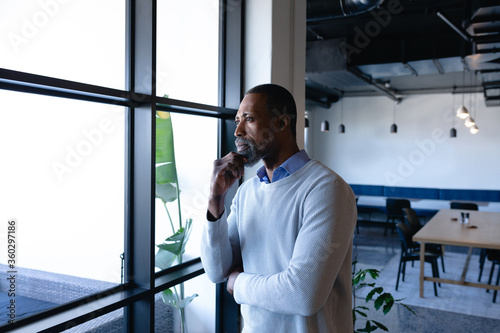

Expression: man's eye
xmin=235 ymin=120 xmax=240 ymax=125
xmin=245 ymin=117 xmax=253 ymax=122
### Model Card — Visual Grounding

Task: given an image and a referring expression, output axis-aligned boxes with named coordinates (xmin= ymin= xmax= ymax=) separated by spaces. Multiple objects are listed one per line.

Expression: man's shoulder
xmin=302 ymin=160 xmax=352 ymax=190
xmin=302 ymin=159 xmax=341 ymax=179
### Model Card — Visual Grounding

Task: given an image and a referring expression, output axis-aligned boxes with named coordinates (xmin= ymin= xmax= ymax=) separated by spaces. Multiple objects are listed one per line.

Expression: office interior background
xmin=0 ymin=0 xmax=499 ymax=332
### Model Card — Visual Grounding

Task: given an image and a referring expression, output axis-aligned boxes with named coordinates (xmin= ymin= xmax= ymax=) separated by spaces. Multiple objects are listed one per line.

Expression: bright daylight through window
xmin=0 ymin=0 xmax=221 ymax=331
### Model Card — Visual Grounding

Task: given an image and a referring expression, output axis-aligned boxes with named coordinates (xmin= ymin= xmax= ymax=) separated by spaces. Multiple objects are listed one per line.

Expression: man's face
xmin=234 ymin=93 xmax=277 ymax=167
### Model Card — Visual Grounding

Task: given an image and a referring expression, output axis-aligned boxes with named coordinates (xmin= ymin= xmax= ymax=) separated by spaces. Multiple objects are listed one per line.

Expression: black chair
xmin=404 ymin=208 xmax=445 ymax=273
xmin=396 ymin=222 xmax=440 ymax=296
xmin=403 ymin=207 xmax=422 ymax=234
xmin=450 ymin=202 xmax=478 ymax=210
xmin=486 ymin=250 xmax=500 ymax=303
xmin=385 ymin=198 xmax=411 ymax=236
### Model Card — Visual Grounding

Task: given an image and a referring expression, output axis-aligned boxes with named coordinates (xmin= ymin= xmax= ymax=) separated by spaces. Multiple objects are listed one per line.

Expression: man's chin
xmin=243 ymin=158 xmax=260 ymax=168
xmin=240 ymin=153 xmax=261 ymax=167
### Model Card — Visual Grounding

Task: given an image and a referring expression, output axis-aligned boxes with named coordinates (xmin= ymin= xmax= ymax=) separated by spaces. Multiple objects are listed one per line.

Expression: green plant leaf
xmin=372 ymin=320 xmax=389 ymax=331
xmin=374 ymin=293 xmax=393 ymax=311
xmin=155 ymin=248 xmax=176 ymax=270
xmin=161 ymin=289 xmax=199 ymax=310
xmin=175 ymin=293 xmax=199 ymax=309
xmin=355 ymin=309 xmax=368 ymax=317
xmin=358 ymin=320 xmax=378 ymax=333
xmin=156 ymin=114 xmax=177 ymax=184
xmin=156 ymin=163 xmax=177 ymax=185
xmin=158 ymin=226 xmax=187 ymax=252
xmin=366 ymin=287 xmax=383 ymax=302
xmin=156 ymin=182 xmax=178 ymax=203
xmin=161 ymin=288 xmax=178 ymax=306
xmin=382 ymin=298 xmax=395 ymax=315
xmin=400 ymin=302 xmax=417 ymax=316
xmin=156 ymin=219 xmax=194 ymax=260
xmin=356 ymin=306 xmax=370 ymax=310
xmin=367 ymin=269 xmax=380 ymax=279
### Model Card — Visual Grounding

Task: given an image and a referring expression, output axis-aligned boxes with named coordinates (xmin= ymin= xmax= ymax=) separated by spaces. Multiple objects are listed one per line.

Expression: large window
xmin=0 ymin=0 xmax=125 ymax=89
xmin=0 ymin=1 xmax=241 ymax=332
xmin=157 ymin=0 xmax=219 ymax=105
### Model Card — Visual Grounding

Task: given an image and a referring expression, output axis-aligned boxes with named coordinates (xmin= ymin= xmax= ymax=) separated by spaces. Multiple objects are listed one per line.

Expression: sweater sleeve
xmin=200 ymin=202 xmax=242 ymax=284
xmin=232 ymin=178 xmax=357 ymax=316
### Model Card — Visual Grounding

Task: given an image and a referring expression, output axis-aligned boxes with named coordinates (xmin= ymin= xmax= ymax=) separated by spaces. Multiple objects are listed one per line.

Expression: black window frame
xmin=0 ymin=0 xmax=243 ymax=332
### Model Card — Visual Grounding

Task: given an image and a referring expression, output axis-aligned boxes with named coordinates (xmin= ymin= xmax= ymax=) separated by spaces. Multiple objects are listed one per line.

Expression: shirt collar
xmin=257 ymin=150 xmax=311 ymax=184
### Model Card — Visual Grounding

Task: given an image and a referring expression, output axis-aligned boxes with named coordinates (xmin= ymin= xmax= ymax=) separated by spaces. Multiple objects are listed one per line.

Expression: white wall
xmin=308 ymin=93 xmax=500 ymax=211
xmin=244 ymin=0 xmax=306 ymax=150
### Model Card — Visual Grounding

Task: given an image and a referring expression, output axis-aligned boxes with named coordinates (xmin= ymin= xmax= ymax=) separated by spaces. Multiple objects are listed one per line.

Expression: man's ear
xmin=278 ymin=115 xmax=290 ymax=131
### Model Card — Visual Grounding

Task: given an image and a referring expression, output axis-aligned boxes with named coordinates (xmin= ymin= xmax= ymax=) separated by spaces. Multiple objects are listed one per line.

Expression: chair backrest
xmin=450 ymin=202 xmax=478 ymax=210
xmin=404 ymin=207 xmax=422 ymax=233
xmin=396 ymin=222 xmax=414 ymax=252
xmin=386 ymin=199 xmax=411 ymax=216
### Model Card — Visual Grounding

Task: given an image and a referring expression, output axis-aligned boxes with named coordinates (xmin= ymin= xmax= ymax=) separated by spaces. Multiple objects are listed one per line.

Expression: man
xmin=201 ymin=84 xmax=357 ymax=332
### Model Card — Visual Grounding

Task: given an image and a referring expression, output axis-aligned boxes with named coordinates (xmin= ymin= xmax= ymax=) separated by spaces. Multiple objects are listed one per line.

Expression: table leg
xmin=420 ymin=242 xmax=425 ymax=297
xmin=460 ymin=247 xmax=474 ymax=283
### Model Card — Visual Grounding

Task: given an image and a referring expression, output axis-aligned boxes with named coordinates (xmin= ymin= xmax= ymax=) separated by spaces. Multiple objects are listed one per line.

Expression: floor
xmin=352 ymin=220 xmax=500 ymax=333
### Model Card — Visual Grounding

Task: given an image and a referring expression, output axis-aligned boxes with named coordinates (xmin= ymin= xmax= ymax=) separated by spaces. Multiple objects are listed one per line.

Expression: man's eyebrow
xmin=235 ymin=112 xmax=253 ymax=120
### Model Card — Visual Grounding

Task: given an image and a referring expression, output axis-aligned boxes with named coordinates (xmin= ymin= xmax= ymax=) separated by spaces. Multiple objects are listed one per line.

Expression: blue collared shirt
xmin=257 ymin=149 xmax=311 ymax=184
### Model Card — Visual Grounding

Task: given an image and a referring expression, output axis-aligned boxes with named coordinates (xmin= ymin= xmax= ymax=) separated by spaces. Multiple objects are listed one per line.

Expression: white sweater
xmin=201 ymin=160 xmax=357 ymax=332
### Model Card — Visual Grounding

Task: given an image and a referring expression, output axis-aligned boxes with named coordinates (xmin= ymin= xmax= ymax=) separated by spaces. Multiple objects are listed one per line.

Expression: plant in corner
xmin=352 ymin=260 xmax=415 ymax=332
xmin=155 ymin=110 xmax=198 ymax=333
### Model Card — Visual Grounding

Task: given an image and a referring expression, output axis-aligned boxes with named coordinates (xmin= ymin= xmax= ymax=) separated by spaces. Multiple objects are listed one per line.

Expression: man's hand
xmin=227 ymin=267 xmax=242 ymax=296
xmin=208 ymin=152 xmax=247 ymax=219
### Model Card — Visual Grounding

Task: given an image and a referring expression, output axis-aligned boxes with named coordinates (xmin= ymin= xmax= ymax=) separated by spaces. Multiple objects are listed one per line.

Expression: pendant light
xmin=464 ymin=70 xmax=476 ymax=127
xmin=456 ymin=61 xmax=469 ymax=119
xmin=470 ymin=88 xmax=479 ymax=134
xmin=470 ymin=124 xmax=479 ymax=134
xmin=450 ymin=89 xmax=457 ymax=137
xmin=390 ymin=101 xmax=397 ymax=134
xmin=464 ymin=117 xmax=475 ymax=128
xmin=338 ymin=94 xmax=345 ymax=134
xmin=321 ymin=120 xmax=329 ymax=132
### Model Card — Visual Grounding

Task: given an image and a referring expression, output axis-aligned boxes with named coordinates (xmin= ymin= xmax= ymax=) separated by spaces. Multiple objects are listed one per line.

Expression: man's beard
xmin=235 ymin=137 xmax=274 ymax=167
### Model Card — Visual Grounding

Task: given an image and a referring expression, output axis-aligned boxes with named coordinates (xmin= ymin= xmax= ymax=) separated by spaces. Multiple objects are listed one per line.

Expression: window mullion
xmin=125 ymin=0 xmax=157 ymax=332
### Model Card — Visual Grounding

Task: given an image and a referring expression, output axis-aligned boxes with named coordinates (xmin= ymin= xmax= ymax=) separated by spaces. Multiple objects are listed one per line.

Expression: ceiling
xmin=305 ymin=0 xmax=500 ymax=108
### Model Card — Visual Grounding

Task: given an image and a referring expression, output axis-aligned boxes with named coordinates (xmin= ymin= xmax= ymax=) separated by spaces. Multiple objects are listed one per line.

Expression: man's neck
xmin=262 ymin=144 xmax=300 ymax=182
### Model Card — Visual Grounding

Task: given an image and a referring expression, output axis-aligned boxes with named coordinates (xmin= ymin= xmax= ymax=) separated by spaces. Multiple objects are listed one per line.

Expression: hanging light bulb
xmin=338 ymin=94 xmax=345 ymax=134
xmin=470 ymin=125 xmax=479 ymax=134
xmin=321 ymin=120 xmax=329 ymax=132
xmin=457 ymin=61 xmax=469 ymax=119
xmin=456 ymin=105 xmax=469 ymax=119
xmin=450 ymin=89 xmax=457 ymax=138
xmin=338 ymin=124 xmax=345 ymax=133
xmin=464 ymin=116 xmax=475 ymax=128
xmin=390 ymin=123 xmax=398 ymax=133
xmin=390 ymin=101 xmax=398 ymax=134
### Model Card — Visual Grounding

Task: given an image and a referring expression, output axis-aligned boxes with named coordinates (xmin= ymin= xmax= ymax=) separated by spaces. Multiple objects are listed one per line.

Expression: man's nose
xmin=234 ymin=122 xmax=245 ymax=137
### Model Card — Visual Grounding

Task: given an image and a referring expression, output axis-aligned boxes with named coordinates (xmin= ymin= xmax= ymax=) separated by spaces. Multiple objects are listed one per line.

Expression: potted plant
xmin=155 ymin=110 xmax=198 ymax=333
xmin=352 ymin=260 xmax=415 ymax=332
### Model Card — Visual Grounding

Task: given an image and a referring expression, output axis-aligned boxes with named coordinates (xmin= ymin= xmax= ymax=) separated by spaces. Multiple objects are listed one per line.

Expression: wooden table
xmin=413 ymin=209 xmax=500 ymax=297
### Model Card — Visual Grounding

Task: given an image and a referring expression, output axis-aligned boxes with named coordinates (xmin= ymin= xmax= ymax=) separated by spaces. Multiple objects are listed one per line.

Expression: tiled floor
xmin=353 ymin=221 xmax=500 ymax=332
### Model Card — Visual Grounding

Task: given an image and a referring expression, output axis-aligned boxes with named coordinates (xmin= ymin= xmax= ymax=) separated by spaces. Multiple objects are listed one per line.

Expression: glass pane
xmin=155 ymin=274 xmax=216 ymax=332
xmin=155 ymin=113 xmax=217 ymax=271
xmin=61 ymin=308 xmax=124 ymax=332
xmin=0 ymin=90 xmax=125 ymax=322
xmin=157 ymin=0 xmax=219 ymax=105
xmin=0 ymin=1 xmax=125 ymax=89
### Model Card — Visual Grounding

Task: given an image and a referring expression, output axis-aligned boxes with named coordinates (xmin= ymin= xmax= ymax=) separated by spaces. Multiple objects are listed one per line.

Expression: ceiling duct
xmin=305 ymin=78 xmax=340 ymax=109
xmin=306 ymin=38 xmax=401 ymax=101
xmin=307 ymin=0 xmax=384 ymax=21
